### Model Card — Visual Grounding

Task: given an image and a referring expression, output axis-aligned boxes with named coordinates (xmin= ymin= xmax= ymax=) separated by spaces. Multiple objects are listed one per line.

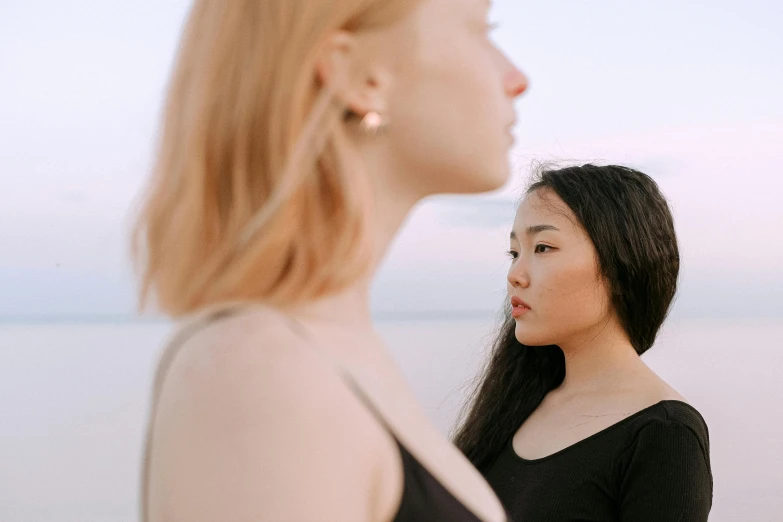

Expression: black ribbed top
xmin=483 ymin=400 xmax=712 ymax=521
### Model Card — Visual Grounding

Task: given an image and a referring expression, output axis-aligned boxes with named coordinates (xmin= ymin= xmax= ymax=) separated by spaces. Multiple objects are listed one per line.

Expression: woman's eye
xmin=506 ymin=249 xmax=518 ymax=260
xmin=534 ymin=244 xmax=552 ymax=254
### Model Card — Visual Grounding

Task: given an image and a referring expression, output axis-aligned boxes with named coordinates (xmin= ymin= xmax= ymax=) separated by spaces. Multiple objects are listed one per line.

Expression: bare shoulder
xmin=638 ymin=364 xmax=689 ymax=403
xmin=154 ymin=307 xmax=323 ymax=413
xmin=160 ymin=306 xmax=312 ymax=385
xmin=146 ymin=307 xmax=402 ymax=522
xmin=563 ymin=361 xmax=691 ymax=421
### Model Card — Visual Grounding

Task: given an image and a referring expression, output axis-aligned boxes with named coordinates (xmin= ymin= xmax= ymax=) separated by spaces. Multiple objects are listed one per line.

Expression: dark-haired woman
xmin=454 ymin=164 xmax=713 ymax=521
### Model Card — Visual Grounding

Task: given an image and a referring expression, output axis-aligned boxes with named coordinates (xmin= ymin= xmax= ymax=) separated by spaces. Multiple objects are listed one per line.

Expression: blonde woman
xmin=135 ymin=0 xmax=527 ymax=520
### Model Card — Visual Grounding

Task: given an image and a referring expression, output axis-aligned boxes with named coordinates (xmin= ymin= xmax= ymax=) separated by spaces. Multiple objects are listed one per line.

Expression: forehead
xmin=512 ymin=189 xmax=582 ymax=236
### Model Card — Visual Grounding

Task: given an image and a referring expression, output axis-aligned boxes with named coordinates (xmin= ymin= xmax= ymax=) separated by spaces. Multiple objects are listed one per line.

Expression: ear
xmin=314 ymin=31 xmax=389 ymax=117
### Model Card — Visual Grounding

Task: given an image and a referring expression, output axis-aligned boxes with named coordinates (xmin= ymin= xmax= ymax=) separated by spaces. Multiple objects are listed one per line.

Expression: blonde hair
xmin=132 ymin=0 xmax=420 ymax=316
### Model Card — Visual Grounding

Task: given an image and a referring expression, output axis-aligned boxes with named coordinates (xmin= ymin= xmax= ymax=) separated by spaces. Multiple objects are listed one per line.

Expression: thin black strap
xmin=143 ymin=301 xmax=311 ymax=521
xmin=142 ymin=303 xmax=253 ymax=521
xmin=142 ymin=303 xmax=400 ymax=521
xmin=285 ymin=315 xmax=399 ymax=435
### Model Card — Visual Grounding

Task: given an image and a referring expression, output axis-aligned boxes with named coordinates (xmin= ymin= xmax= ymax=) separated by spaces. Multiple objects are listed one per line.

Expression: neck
xmin=289 ymin=140 xmax=419 ymax=339
xmin=556 ymin=318 xmax=643 ymax=395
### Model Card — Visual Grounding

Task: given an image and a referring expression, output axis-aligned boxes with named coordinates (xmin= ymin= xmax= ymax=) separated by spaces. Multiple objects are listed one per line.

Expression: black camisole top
xmin=141 ymin=306 xmax=492 ymax=522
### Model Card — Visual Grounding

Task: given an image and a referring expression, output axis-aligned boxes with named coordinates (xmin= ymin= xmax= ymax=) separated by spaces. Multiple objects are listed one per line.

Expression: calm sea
xmin=0 ymin=316 xmax=781 ymax=521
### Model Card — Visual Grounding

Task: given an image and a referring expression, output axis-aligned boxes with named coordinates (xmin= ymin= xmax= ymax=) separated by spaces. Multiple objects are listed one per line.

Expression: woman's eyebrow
xmin=510 ymin=224 xmax=560 ymax=240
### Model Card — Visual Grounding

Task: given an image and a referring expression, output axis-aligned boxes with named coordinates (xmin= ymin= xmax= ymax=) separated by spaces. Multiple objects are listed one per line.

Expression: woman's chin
xmin=451 ymin=159 xmax=510 ymax=194
xmin=514 ymin=326 xmax=550 ymax=347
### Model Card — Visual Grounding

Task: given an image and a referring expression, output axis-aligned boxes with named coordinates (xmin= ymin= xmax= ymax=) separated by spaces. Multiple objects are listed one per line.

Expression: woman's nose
xmin=507 ymin=263 xmax=530 ymax=288
xmin=505 ymin=67 xmax=528 ymax=99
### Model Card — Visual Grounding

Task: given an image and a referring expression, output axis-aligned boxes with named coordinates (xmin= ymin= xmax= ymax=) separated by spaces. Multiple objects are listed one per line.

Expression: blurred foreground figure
xmin=132 ymin=0 xmax=527 ymax=520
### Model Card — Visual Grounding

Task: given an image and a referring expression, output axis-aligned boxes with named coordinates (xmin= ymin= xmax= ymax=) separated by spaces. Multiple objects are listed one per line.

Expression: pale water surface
xmin=0 ymin=317 xmax=781 ymax=522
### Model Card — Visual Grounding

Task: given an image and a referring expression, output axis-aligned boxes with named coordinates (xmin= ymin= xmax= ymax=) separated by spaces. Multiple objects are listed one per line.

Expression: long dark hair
xmin=452 ymin=164 xmax=680 ymax=472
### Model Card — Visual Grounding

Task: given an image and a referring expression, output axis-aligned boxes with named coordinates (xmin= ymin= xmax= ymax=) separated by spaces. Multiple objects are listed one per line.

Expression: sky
xmin=1 ymin=0 xmax=782 ymax=319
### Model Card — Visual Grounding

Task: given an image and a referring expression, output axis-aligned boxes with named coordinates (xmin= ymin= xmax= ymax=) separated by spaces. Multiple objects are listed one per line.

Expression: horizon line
xmin=0 ymin=309 xmax=503 ymax=325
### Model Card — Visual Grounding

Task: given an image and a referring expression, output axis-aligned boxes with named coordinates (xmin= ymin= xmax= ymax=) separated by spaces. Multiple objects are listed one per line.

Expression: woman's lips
xmin=510 ymin=296 xmax=531 ymax=318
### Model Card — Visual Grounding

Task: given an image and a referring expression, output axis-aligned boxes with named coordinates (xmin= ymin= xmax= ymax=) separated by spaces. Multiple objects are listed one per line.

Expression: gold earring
xmin=359 ymin=111 xmax=388 ymax=135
